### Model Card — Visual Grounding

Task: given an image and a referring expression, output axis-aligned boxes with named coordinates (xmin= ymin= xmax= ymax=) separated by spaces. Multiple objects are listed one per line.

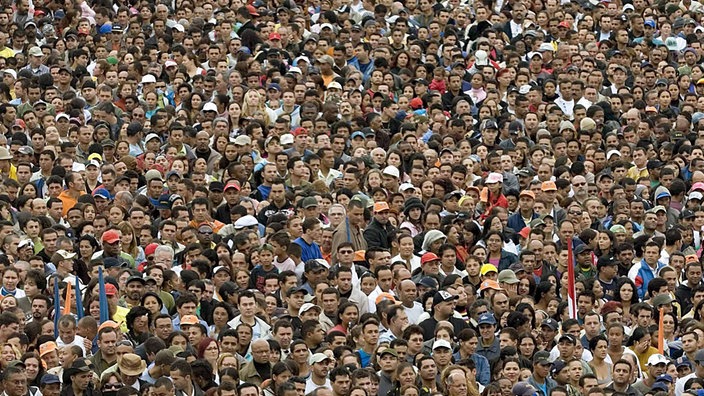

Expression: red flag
xmin=567 ymin=242 xmax=577 ymax=318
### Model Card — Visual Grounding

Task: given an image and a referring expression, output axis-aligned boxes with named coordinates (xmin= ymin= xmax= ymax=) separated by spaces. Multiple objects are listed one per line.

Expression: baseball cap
xmin=533 ymin=351 xmax=552 ymax=365
xmin=477 ymin=312 xmax=497 ymax=326
xmin=433 ymin=290 xmax=459 ymax=305
xmin=102 ymin=230 xmax=121 ymax=244
xmin=480 ymin=264 xmax=498 ymax=275
xmin=648 ymin=354 xmax=670 ymax=366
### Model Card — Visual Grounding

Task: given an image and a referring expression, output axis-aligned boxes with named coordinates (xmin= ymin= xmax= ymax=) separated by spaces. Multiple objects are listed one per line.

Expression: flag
xmin=75 ymin=276 xmax=83 ymax=319
xmin=53 ymin=275 xmax=60 ymax=338
xmin=62 ymin=281 xmax=72 ymax=315
xmin=98 ymin=267 xmax=109 ymax=323
xmin=658 ymin=307 xmax=664 ymax=354
xmin=567 ymin=242 xmax=577 ymax=318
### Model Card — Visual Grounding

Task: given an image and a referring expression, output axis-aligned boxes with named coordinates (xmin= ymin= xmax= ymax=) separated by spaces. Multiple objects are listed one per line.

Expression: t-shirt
xmin=250 ymin=265 xmax=279 ymax=293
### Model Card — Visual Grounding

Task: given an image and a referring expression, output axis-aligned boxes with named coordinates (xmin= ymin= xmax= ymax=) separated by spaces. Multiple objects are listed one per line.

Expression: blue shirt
xmin=293 ymin=237 xmax=323 ymax=262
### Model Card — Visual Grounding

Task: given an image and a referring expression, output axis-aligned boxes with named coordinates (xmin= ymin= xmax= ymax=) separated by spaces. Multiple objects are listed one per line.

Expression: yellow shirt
xmin=627 ymin=166 xmax=649 ymax=182
xmin=112 ymin=305 xmax=129 ymax=333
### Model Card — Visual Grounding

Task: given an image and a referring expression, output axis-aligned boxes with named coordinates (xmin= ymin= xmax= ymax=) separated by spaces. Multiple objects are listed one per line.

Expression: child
xmin=429 ymin=66 xmax=447 ymax=94
xmin=270 ymin=231 xmax=296 ymax=272
xmin=250 ymin=244 xmax=279 ymax=293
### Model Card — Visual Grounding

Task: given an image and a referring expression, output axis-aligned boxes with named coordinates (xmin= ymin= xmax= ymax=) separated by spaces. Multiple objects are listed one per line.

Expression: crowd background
xmin=0 ymin=1 xmax=702 ymax=396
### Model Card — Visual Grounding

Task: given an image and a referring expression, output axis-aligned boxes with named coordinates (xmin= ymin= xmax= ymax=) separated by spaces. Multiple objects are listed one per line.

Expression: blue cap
xmin=267 ymin=83 xmax=281 ymax=91
xmin=350 ymin=131 xmax=365 ymax=139
xmin=656 ymin=374 xmax=674 ymax=383
xmin=652 ymin=383 xmax=669 ymax=392
xmin=92 ymin=188 xmax=111 ymax=200
xmin=645 ymin=20 xmax=656 ymax=28
xmin=478 ymin=312 xmax=497 ymax=326
xmin=99 ymin=24 xmax=112 ymax=34
xmin=41 ymin=374 xmax=61 ymax=385
xmin=237 ymin=47 xmax=251 ymax=55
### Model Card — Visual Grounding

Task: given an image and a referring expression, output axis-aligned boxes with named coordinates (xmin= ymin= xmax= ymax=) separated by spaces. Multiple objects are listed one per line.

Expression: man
xmin=419 ymin=291 xmax=468 ymax=341
xmin=305 ymin=353 xmax=332 ymax=394
xmin=91 ymin=327 xmax=117 ymax=376
xmin=330 ymin=366 xmax=351 ymax=396
xmin=364 ymin=202 xmax=393 ymax=249
xmin=58 ymin=172 xmax=86 ymax=216
xmin=432 ymin=339 xmax=453 ymax=373
xmin=256 ymin=179 xmax=295 ymax=225
xmin=330 ymin=199 xmax=367 ymax=261
xmin=508 ymin=190 xmax=539 ymax=231
xmin=366 ymin=346 xmax=394 ymax=396
xmin=4 ymin=366 xmax=27 ymax=396
xmin=238 ymin=339 xmax=271 ymax=386
xmin=475 ymin=312 xmax=501 ymax=362
xmin=226 ymin=290 xmax=271 ymax=339
xmin=446 ymin=371 xmax=469 ymax=396
xmin=64 ymin=360 xmax=93 ymax=396
xmin=170 ymin=359 xmax=203 ymax=396
xmin=39 ymin=374 xmax=61 ymax=396
xmin=605 ymin=359 xmax=642 ymax=396
xmin=629 ymin=240 xmax=666 ymax=299
xmin=293 ymin=218 xmax=323 ymax=262
xmin=379 ymin=305 xmax=409 ymax=343
xmin=633 ymin=354 xmax=669 ymax=394
xmin=528 ymin=351 xmax=557 ymax=396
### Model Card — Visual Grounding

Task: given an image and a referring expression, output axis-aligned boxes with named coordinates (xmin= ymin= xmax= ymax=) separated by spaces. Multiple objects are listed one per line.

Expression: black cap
xmin=209 ymin=181 xmax=224 ymax=192
xmin=681 ymin=209 xmax=695 ymax=219
xmin=597 ymin=256 xmax=618 ymax=269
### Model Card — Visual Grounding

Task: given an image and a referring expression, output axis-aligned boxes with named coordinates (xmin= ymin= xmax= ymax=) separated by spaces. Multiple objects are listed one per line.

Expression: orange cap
xmin=39 ymin=341 xmax=57 ymax=357
xmin=375 ymin=292 xmax=400 ymax=305
xmin=180 ymin=315 xmax=199 ymax=326
xmin=520 ymin=190 xmax=536 ymax=199
xmin=541 ymin=181 xmax=557 ymax=192
xmin=353 ymin=250 xmax=366 ymax=262
xmin=686 ymin=255 xmax=699 ymax=264
xmin=479 ymin=280 xmax=503 ymax=291
xmin=374 ymin=202 xmax=390 ymax=213
xmin=98 ymin=320 xmax=121 ymax=333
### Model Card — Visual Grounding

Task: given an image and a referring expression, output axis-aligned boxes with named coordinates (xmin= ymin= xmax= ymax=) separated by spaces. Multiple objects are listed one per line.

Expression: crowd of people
xmin=0 ymin=1 xmax=703 ymax=396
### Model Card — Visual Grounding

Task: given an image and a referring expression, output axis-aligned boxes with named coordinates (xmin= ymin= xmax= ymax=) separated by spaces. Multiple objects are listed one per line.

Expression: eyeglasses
xmin=103 ymin=383 xmax=124 ymax=390
xmin=569 ymin=211 xmax=582 ymax=216
xmin=339 ymin=250 xmax=354 ymax=254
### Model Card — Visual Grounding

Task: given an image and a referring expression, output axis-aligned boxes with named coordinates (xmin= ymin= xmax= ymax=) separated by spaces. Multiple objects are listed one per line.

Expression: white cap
xmin=173 ymin=23 xmax=185 ymax=32
xmin=298 ymin=303 xmax=321 ymax=316
xmin=486 ymin=172 xmax=504 ymax=184
xmin=141 ymin=74 xmax=156 ymax=84
xmin=432 ymin=339 xmax=452 ymax=350
xmin=607 ymin=149 xmax=621 ymax=160
xmin=145 ymin=133 xmax=161 ymax=143
xmin=382 ymin=165 xmax=400 ymax=178
xmin=55 ymin=113 xmax=69 ymax=121
xmin=399 ymin=183 xmax=415 ymax=192
xmin=691 ymin=191 xmax=703 ymax=201
xmin=233 ymin=135 xmax=252 ymax=146
xmin=327 ymin=81 xmax=342 ymax=90
xmin=319 ymin=23 xmax=334 ymax=30
xmin=72 ymin=162 xmax=86 ymax=172
xmin=280 ymin=134 xmax=294 ymax=145
xmin=56 ymin=249 xmax=77 ymax=260
xmin=288 ymin=67 xmax=302 ymax=74
xmin=234 ymin=215 xmax=258 ymax=230
xmin=538 ymin=43 xmax=554 ymax=52
xmin=202 ymin=102 xmax=218 ymax=112
xmin=86 ymin=160 xmax=100 ymax=169
xmin=3 ymin=69 xmax=16 ymax=79
xmin=647 ymin=354 xmax=669 ymax=366
xmin=164 ymin=60 xmax=177 ymax=68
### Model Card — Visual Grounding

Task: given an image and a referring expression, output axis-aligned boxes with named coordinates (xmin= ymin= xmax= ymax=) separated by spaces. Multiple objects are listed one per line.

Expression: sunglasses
xmin=103 ymin=384 xmax=124 ymax=390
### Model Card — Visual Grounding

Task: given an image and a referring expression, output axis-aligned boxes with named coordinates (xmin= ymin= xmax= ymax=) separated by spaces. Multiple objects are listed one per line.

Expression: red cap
xmin=292 ymin=127 xmax=308 ymax=136
xmin=246 ymin=4 xmax=260 ymax=16
xmin=224 ymin=182 xmax=240 ymax=191
xmin=105 ymin=283 xmax=118 ymax=296
xmin=518 ymin=227 xmax=531 ymax=239
xmin=12 ymin=120 xmax=25 ymax=129
xmin=102 ymin=230 xmax=120 ymax=244
xmin=145 ymin=243 xmax=159 ymax=256
xmin=269 ymin=32 xmax=281 ymax=41
xmin=410 ymin=97 xmax=424 ymax=109
xmin=34 ymin=10 xmax=45 ymax=16
xmin=421 ymin=252 xmax=440 ymax=265
xmin=558 ymin=21 xmax=571 ymax=29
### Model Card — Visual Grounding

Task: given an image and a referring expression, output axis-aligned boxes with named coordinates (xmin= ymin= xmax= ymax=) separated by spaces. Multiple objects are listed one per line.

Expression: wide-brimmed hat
xmin=118 ymin=353 xmax=146 ymax=376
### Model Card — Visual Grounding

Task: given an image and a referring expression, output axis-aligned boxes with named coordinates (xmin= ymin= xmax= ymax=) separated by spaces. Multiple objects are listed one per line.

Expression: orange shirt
xmin=57 ymin=190 xmax=84 ymax=217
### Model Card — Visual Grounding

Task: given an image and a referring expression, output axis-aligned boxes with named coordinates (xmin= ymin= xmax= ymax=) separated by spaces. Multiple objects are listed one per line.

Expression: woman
xmin=614 ymin=278 xmax=639 ymax=327
xmin=387 ymin=362 xmax=418 ymax=396
xmin=197 ymin=338 xmax=220 ymax=381
xmin=400 ymin=198 xmax=424 ymax=237
xmin=125 ymin=306 xmax=152 ymax=346
xmin=661 ymin=311 xmax=679 ymax=356
xmin=99 ymin=372 xmax=124 ymax=396
xmin=588 ymin=335 xmax=612 ymax=386
xmin=1 ymin=268 xmax=25 ymax=298
xmin=595 ymin=230 xmax=616 ymax=259
xmin=140 ymin=292 xmax=164 ymax=316
xmin=518 ymin=333 xmax=537 ymax=362
xmin=484 ymin=230 xmax=518 ymax=272
xmin=627 ymin=327 xmax=657 ymax=374
xmin=501 ymin=357 xmax=521 ymax=385
xmin=167 ymin=331 xmax=190 ymax=351
xmin=1 ymin=343 xmax=19 ymax=368
xmin=18 ymin=352 xmax=42 ymax=390
xmin=263 ymin=361 xmax=293 ymax=396
xmin=116 ymin=222 xmax=143 ymax=267
xmin=208 ymin=301 xmax=234 ymax=339
xmin=328 ymin=302 xmax=359 ymax=335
